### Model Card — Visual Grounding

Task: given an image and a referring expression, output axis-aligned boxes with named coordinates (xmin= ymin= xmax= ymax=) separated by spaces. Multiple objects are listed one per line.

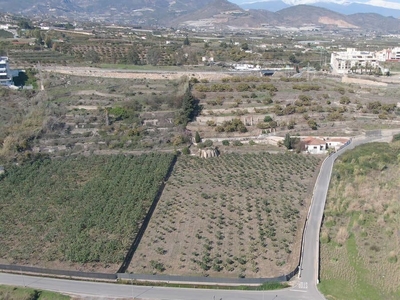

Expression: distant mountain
xmin=346 ymin=12 xmax=400 ymax=32
xmin=175 ymin=3 xmax=400 ymax=32
xmin=313 ymin=2 xmax=400 ymax=18
xmin=233 ymin=0 xmax=400 ymax=18
xmin=275 ymin=4 xmax=400 ymax=30
xmin=1 ymin=0 xmax=400 ymax=32
xmin=0 ymin=0 xmax=217 ymax=25
xmin=276 ymin=4 xmax=358 ymax=28
xmin=240 ymin=1 xmax=290 ymax=12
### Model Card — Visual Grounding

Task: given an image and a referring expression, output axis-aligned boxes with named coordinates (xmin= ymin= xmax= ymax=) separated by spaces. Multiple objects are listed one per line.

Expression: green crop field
xmin=0 ymin=153 xmax=174 ymax=272
xmin=319 ymin=141 xmax=400 ymax=300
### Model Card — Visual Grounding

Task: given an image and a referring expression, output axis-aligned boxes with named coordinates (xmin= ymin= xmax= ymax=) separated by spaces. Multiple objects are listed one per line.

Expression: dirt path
xmin=43 ymin=66 xmax=235 ymax=81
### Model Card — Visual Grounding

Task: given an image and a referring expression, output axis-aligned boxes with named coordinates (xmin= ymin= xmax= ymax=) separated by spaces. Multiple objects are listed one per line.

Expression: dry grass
xmin=129 ymin=152 xmax=322 ymax=278
xmin=319 ymin=142 xmax=400 ymax=300
xmin=335 ymin=227 xmax=349 ymax=245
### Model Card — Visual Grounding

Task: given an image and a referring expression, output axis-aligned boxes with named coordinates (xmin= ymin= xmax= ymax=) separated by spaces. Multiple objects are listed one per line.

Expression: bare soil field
xmin=129 ymin=152 xmax=322 ymax=278
xmin=43 ymin=66 xmax=233 ymax=81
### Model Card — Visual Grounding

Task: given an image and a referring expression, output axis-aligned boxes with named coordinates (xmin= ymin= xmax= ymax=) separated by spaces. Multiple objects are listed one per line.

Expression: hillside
xmin=276 ymin=5 xmax=356 ymax=28
xmin=319 ymin=141 xmax=400 ymax=299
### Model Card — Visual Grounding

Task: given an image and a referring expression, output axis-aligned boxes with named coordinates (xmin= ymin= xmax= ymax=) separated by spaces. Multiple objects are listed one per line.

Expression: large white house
xmin=330 ymin=48 xmax=378 ymax=74
xmin=0 ymin=57 xmax=14 ymax=86
xmin=304 ymin=137 xmax=350 ymax=154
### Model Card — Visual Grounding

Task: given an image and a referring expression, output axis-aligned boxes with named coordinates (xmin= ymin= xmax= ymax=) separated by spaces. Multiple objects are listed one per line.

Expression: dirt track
xmin=43 ymin=66 xmax=235 ymax=81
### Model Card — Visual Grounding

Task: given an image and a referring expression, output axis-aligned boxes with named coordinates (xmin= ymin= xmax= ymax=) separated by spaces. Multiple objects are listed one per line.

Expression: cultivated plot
xmin=0 ymin=153 xmax=174 ymax=272
xmin=130 ymin=152 xmax=322 ymax=278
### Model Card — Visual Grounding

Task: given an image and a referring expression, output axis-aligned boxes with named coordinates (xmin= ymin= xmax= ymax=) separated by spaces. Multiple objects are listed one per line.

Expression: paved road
xmin=0 ymin=134 xmax=388 ymax=299
xmin=0 ymin=272 xmax=308 ymax=300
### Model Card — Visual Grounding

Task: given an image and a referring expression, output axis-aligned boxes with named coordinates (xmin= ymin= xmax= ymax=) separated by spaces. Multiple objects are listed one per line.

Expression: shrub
xmin=206 ymin=120 xmax=216 ymax=127
xmin=388 ymin=251 xmax=398 ymax=263
xmin=215 ymin=119 xmax=247 ymax=133
xmin=211 ymin=83 xmax=233 ymax=92
xmin=264 ymin=115 xmax=273 ymax=122
xmin=232 ymin=141 xmax=243 ymax=146
xmin=262 ymin=97 xmax=273 ymax=105
xmin=236 ymin=83 xmax=251 ymax=92
xmin=392 ymin=133 xmax=400 ymax=142
xmin=204 ymin=140 xmax=213 ymax=147
xmin=307 ymin=119 xmax=318 ymax=130
xmin=150 ymin=260 xmax=166 ymax=272
xmin=292 ymin=84 xmax=320 ymax=92
xmin=195 ymin=131 xmax=201 ymax=143
xmin=336 ymin=87 xmax=346 ymax=95
xmin=339 ymin=96 xmax=351 ymax=105
xmin=287 ymin=119 xmax=296 ymax=130
xmin=320 ymin=231 xmax=330 ymax=243
xmin=215 ymin=97 xmax=224 ymax=106
xmin=256 ymin=83 xmax=278 ymax=92
xmin=182 ymin=147 xmax=190 ymax=155
xmin=222 ymin=140 xmax=230 ymax=146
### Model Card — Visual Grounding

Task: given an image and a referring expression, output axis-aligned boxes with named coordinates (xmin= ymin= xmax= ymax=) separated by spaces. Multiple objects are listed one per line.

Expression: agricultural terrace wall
xmin=0 ymin=264 xmax=297 ymax=285
xmin=200 ymin=135 xmax=284 ymax=145
xmin=198 ymin=107 xmax=274 ymax=116
xmin=196 ymin=115 xmax=265 ymax=125
xmin=117 ymin=269 xmax=298 ymax=284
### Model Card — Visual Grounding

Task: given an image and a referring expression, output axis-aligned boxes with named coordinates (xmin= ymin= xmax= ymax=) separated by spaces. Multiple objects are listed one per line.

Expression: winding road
xmin=0 ymin=132 xmax=392 ymax=299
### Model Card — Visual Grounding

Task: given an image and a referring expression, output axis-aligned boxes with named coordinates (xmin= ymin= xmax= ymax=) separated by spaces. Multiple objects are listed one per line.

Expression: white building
xmin=304 ymin=137 xmax=349 ymax=154
xmin=233 ymin=63 xmax=261 ymax=71
xmin=330 ymin=48 xmax=378 ymax=74
xmin=305 ymin=138 xmax=327 ymax=154
xmin=325 ymin=137 xmax=350 ymax=151
xmin=0 ymin=57 xmax=13 ymax=86
xmin=331 ymin=47 xmax=400 ymax=74
xmin=384 ymin=47 xmax=400 ymax=61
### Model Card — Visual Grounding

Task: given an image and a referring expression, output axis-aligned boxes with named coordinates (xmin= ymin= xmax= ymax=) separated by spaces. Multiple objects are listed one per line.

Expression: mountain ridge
xmin=234 ymin=0 xmax=400 ymax=18
xmin=0 ymin=0 xmax=400 ymax=32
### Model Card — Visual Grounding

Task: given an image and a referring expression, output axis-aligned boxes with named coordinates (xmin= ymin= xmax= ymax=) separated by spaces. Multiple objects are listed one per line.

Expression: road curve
xmin=297 ymin=134 xmax=384 ymax=299
xmin=0 ymin=133 xmax=391 ymax=299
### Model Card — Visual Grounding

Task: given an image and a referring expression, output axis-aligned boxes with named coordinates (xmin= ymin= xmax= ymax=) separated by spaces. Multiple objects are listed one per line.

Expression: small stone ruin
xmin=198 ymin=148 xmax=220 ymax=159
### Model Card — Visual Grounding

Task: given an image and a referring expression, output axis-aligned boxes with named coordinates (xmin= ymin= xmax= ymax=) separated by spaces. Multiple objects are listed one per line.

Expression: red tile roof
xmin=305 ymin=138 xmax=326 ymax=146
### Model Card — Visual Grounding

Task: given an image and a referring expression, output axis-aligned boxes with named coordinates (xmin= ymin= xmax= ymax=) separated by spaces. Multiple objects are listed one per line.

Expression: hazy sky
xmin=230 ymin=0 xmax=400 ymax=10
